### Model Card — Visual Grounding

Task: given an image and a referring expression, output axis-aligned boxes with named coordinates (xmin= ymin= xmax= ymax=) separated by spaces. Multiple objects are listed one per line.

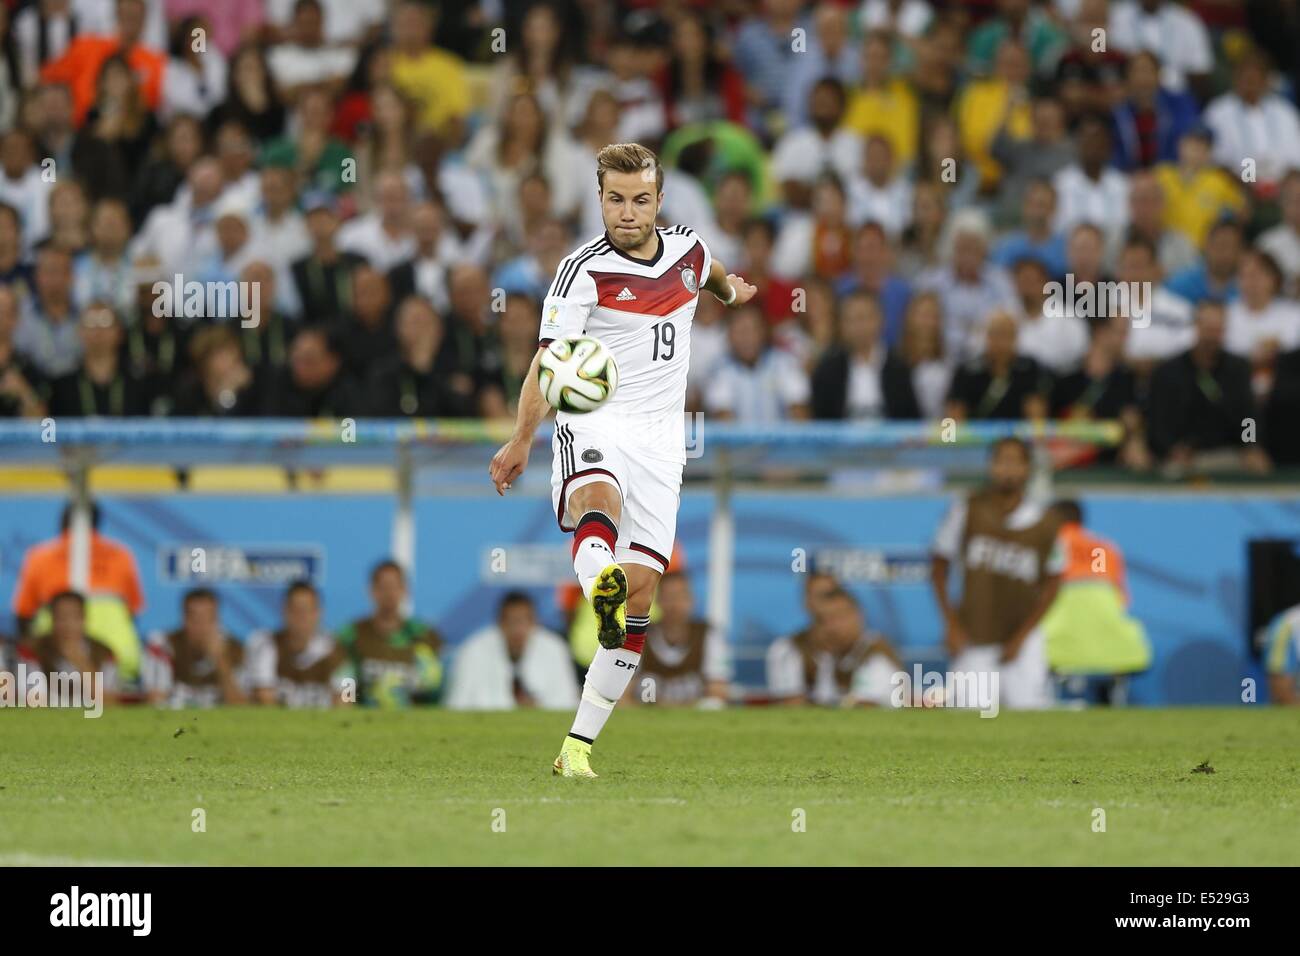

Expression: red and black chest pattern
xmin=589 ymin=241 xmax=705 ymax=316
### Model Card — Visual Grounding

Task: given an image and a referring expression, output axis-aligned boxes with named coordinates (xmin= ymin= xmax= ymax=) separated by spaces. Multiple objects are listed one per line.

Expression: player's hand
xmin=489 ymin=437 xmax=531 ymax=495
xmin=944 ymin=619 xmax=969 ymax=657
xmin=723 ymin=274 xmax=757 ymax=308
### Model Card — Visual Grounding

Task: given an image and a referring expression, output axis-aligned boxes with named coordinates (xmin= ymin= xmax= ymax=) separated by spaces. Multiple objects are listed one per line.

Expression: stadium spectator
xmin=74 ymin=198 xmax=134 ymax=315
xmin=772 ymin=172 xmax=853 ymax=282
xmin=0 ymin=127 xmax=54 ymax=251
xmin=917 ymin=209 xmax=1017 ymax=359
xmin=1257 ymin=171 xmax=1300 ymax=297
xmin=1225 ymin=250 xmax=1300 ymax=386
xmin=957 ymin=37 xmax=1031 ymax=192
xmin=1166 ymin=219 xmax=1243 ymax=304
xmin=48 ymin=301 xmax=150 ymax=416
xmin=335 ymin=561 xmax=443 ymax=708
xmin=128 ymin=113 xmax=203 ymax=229
xmin=39 ymin=0 xmax=165 ymax=127
xmin=163 ymin=0 xmax=264 ymax=59
xmin=991 ymin=179 xmax=1068 ymax=279
xmin=968 ymin=0 xmax=1070 ymax=79
xmin=260 ymin=86 xmax=349 ymax=197
xmin=886 ymin=291 xmax=952 ymax=420
xmin=1115 ymin=235 xmax=1195 ymax=371
xmin=1109 ymin=0 xmax=1214 ymax=97
xmin=1051 ymin=114 xmax=1129 ymax=245
xmin=847 ymin=135 xmax=912 ymax=238
xmin=16 ymin=589 xmax=120 ymax=704
xmin=173 ymin=323 xmax=259 ymax=417
xmin=897 ymin=179 xmax=950 ymax=280
xmin=388 ymin=202 xmax=458 ymax=316
xmin=246 ymin=580 xmax=348 ymax=708
xmin=235 ymin=261 xmax=290 ymax=388
xmin=1153 ymin=127 xmax=1246 ymax=251
xmin=946 ymin=311 xmax=1050 ymax=421
xmin=26 ymin=83 xmax=78 ymax=181
xmin=366 ymin=294 xmax=469 ymax=417
xmin=1010 ymin=256 xmax=1088 ymax=373
xmin=844 ymin=29 xmax=918 ymax=170
xmin=780 ymin=2 xmax=858 ymax=132
xmin=478 ymin=293 xmax=539 ymax=421
xmin=388 ymin=0 xmax=470 ymax=138
xmin=338 ymin=263 xmax=395 ymax=380
xmin=839 ymin=220 xmax=914 ymax=344
xmin=249 ymin=164 xmax=311 ymax=310
xmin=1064 ymin=222 xmax=1108 ymax=290
xmin=705 ymin=305 xmax=811 ymax=422
xmin=1051 ymin=316 xmax=1152 ymax=470
xmin=767 ymin=586 xmax=900 ymax=707
xmin=990 ymin=97 xmax=1074 ymax=224
xmin=772 ymin=77 xmax=864 ymax=212
xmin=811 ymin=290 xmax=894 ymax=420
xmin=1125 ymin=170 xmax=1199 ymax=277
xmin=1204 ymin=46 xmax=1300 ymax=195
xmin=10 ymin=502 xmax=144 ymax=681
xmin=733 ymin=0 xmax=809 ymax=140
xmin=15 ymin=241 xmax=80 ymax=377
xmin=142 ymin=588 xmax=246 ymax=707
xmin=12 ymin=0 xmax=81 ymax=91
xmin=291 ymin=190 xmax=362 ymax=325
xmin=661 ymin=9 xmax=746 ymax=129
xmin=262 ymin=324 xmax=360 ymax=417
xmin=0 ymin=284 xmax=47 ymax=418
xmin=446 ymin=590 xmax=578 ymax=711
xmin=211 ymin=43 xmax=286 ymax=142
xmin=266 ymin=0 xmax=356 ymax=99
xmin=125 ymin=265 xmax=190 ymax=407
xmin=1041 ymin=499 xmax=1151 ymax=704
xmin=621 ymin=571 xmax=729 ymax=708
xmin=69 ymin=52 xmax=159 ymax=203
xmin=161 ymin=14 xmax=228 ymax=121
xmin=1146 ymin=300 xmax=1271 ymax=473
xmin=1109 ymin=51 xmax=1198 ymax=172
xmin=336 ymin=168 xmax=414 ymax=272
xmin=129 ymin=155 xmax=224 ymax=279
xmin=931 ymin=436 xmax=1062 ymax=709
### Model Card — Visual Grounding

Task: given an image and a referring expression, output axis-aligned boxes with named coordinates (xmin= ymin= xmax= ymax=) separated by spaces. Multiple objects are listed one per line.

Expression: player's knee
xmin=568 ymin=481 xmax=621 ymax=525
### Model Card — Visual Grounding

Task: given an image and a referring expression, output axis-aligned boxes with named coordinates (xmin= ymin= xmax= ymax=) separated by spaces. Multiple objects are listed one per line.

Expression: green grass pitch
xmin=3 ymin=707 xmax=1297 ymax=865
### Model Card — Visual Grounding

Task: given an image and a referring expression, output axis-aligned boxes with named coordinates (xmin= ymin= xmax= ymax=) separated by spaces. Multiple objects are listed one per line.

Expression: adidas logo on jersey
xmin=616 ymin=287 xmax=637 ymax=301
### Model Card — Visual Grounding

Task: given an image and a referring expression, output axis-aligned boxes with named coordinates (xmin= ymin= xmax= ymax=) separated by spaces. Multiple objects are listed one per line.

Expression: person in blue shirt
xmin=1263 ymin=602 xmax=1300 ymax=706
xmin=1165 ymin=219 xmax=1243 ymax=304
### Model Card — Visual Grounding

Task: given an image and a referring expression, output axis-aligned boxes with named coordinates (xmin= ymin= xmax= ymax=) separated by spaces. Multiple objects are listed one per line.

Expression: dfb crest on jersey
xmin=681 ymin=267 xmax=698 ymax=293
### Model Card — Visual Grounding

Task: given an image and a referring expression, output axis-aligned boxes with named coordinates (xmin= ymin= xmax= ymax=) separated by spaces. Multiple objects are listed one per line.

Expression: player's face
xmin=989 ymin=444 xmax=1030 ymax=494
xmin=599 ymin=170 xmax=661 ymax=253
xmin=183 ymin=597 xmax=219 ymax=637
xmin=50 ymin=599 xmax=84 ymax=644
xmin=500 ymin=604 xmax=535 ymax=653
xmin=371 ymin=568 xmax=405 ymax=614
xmin=284 ymin=592 xmax=320 ymax=636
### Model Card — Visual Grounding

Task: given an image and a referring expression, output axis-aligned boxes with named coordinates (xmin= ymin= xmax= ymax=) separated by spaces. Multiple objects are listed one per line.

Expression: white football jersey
xmin=539 ymin=226 xmax=711 ymax=461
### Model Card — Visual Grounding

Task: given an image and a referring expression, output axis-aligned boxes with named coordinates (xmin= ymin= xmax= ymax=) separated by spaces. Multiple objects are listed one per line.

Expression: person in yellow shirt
xmin=843 ymin=30 xmax=918 ymax=170
xmin=1154 ymin=127 xmax=1248 ymax=250
xmin=956 ymin=38 xmax=1033 ymax=192
xmin=388 ymin=0 xmax=471 ymax=138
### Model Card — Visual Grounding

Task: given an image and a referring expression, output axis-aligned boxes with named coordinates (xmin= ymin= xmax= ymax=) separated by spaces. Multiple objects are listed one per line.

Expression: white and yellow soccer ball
xmin=537 ymin=336 xmax=619 ymax=413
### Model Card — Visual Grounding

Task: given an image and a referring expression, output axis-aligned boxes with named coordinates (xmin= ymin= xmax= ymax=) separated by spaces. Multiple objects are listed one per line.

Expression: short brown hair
xmin=596 ymin=143 xmax=662 ymax=195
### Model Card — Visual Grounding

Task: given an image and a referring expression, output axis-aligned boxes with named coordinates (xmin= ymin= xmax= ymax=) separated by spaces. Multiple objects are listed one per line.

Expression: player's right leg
xmin=566 ymin=480 xmax=628 ymax=652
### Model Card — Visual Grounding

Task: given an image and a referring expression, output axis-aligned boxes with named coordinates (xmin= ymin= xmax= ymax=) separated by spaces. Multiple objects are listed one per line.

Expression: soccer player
xmin=142 ymin=589 xmax=246 ymax=708
xmin=489 ymin=142 xmax=756 ymax=777
xmin=930 ymin=437 xmax=1062 ymax=709
xmin=246 ymin=581 xmax=348 ymax=708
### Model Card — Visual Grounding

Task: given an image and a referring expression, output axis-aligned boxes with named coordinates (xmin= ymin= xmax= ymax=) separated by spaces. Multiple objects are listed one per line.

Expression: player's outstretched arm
xmin=703 ymin=258 xmax=757 ymax=308
xmin=489 ymin=346 xmax=552 ymax=496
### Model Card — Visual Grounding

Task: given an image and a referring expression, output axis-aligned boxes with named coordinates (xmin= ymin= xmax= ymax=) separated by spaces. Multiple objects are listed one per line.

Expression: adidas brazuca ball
xmin=537 ymin=336 xmax=619 ymax=413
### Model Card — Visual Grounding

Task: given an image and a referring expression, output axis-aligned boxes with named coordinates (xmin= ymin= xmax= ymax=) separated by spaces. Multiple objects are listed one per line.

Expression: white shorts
xmin=550 ymin=420 xmax=683 ymax=573
xmin=948 ymin=627 xmax=1052 ymax=710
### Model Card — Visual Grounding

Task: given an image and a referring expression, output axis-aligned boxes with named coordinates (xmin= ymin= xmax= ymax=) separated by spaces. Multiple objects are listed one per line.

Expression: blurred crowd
xmin=1 ymin=0 xmax=1299 ymax=472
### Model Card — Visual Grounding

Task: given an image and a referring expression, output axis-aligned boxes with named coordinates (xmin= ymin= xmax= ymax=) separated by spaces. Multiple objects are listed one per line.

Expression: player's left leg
xmin=555 ymin=454 xmax=679 ymax=778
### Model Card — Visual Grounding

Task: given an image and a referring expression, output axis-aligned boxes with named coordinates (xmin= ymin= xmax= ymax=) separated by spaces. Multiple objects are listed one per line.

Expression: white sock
xmin=572 ymin=511 xmax=618 ymax=601
xmin=568 ymin=646 xmax=641 ymax=741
